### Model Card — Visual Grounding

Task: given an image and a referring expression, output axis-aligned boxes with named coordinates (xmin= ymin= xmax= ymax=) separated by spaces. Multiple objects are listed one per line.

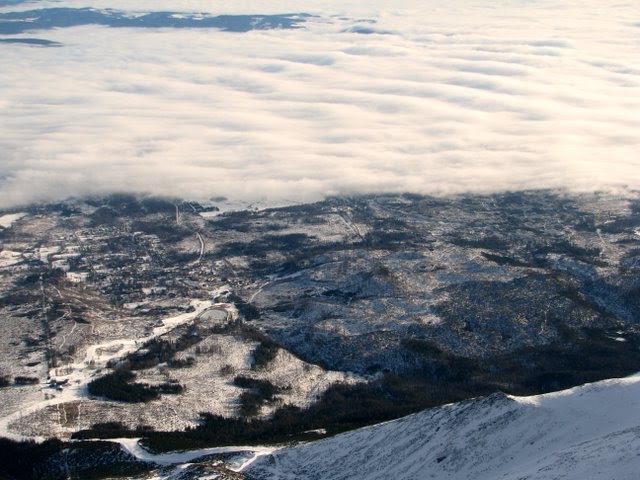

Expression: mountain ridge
xmin=246 ymin=373 xmax=640 ymax=479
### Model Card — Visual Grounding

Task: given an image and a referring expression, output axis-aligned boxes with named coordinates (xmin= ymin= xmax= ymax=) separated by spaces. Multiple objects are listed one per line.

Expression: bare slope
xmin=246 ymin=374 xmax=640 ymax=480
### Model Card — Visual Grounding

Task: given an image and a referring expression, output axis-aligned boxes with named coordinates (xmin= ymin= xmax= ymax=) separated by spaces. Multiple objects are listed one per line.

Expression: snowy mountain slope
xmin=246 ymin=374 xmax=640 ymax=480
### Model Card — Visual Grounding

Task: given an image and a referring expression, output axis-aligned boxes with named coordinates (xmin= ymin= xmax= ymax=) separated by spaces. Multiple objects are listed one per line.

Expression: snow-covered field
xmin=0 ymin=250 xmax=23 ymax=268
xmin=246 ymin=374 xmax=640 ymax=479
xmin=0 ymin=299 xmax=212 ymax=440
xmin=0 ymin=213 xmax=26 ymax=229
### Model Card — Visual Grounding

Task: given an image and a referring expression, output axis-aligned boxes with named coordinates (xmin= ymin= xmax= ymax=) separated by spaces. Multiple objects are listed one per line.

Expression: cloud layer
xmin=0 ymin=0 xmax=639 ymax=208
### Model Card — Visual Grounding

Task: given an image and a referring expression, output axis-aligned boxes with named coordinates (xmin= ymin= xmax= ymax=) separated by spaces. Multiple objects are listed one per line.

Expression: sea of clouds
xmin=0 ymin=0 xmax=638 ymax=208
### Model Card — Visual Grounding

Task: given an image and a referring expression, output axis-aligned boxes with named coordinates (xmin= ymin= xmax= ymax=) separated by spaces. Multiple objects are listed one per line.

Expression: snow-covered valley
xmin=0 ymin=191 xmax=638 ymax=479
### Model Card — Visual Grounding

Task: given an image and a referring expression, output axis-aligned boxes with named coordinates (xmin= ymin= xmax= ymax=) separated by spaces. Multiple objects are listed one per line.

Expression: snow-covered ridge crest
xmin=246 ymin=374 xmax=640 ymax=480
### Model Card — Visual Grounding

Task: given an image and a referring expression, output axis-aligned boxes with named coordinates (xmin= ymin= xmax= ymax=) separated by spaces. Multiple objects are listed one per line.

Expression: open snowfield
xmin=247 ymin=373 xmax=640 ymax=480
xmin=0 ymin=213 xmax=26 ymax=229
xmin=0 ymin=0 xmax=638 ymax=208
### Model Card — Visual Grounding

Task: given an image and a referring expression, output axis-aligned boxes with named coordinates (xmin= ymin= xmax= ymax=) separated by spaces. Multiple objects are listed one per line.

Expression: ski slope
xmin=247 ymin=374 xmax=640 ymax=479
xmin=0 ymin=300 xmax=212 ymax=441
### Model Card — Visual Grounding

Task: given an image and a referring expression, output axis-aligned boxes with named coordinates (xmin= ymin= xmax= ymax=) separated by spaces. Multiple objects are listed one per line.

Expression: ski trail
xmin=113 ymin=437 xmax=278 ymax=468
xmin=0 ymin=300 xmax=214 ymax=441
xmin=195 ymin=232 xmax=205 ymax=263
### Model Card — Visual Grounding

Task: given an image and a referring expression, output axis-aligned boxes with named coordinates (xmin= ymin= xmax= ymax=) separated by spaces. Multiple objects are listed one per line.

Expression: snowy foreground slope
xmin=246 ymin=375 xmax=640 ymax=480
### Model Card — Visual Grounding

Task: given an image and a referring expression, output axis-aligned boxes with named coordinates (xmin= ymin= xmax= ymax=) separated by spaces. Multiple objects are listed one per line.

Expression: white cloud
xmin=0 ymin=1 xmax=639 ymax=209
